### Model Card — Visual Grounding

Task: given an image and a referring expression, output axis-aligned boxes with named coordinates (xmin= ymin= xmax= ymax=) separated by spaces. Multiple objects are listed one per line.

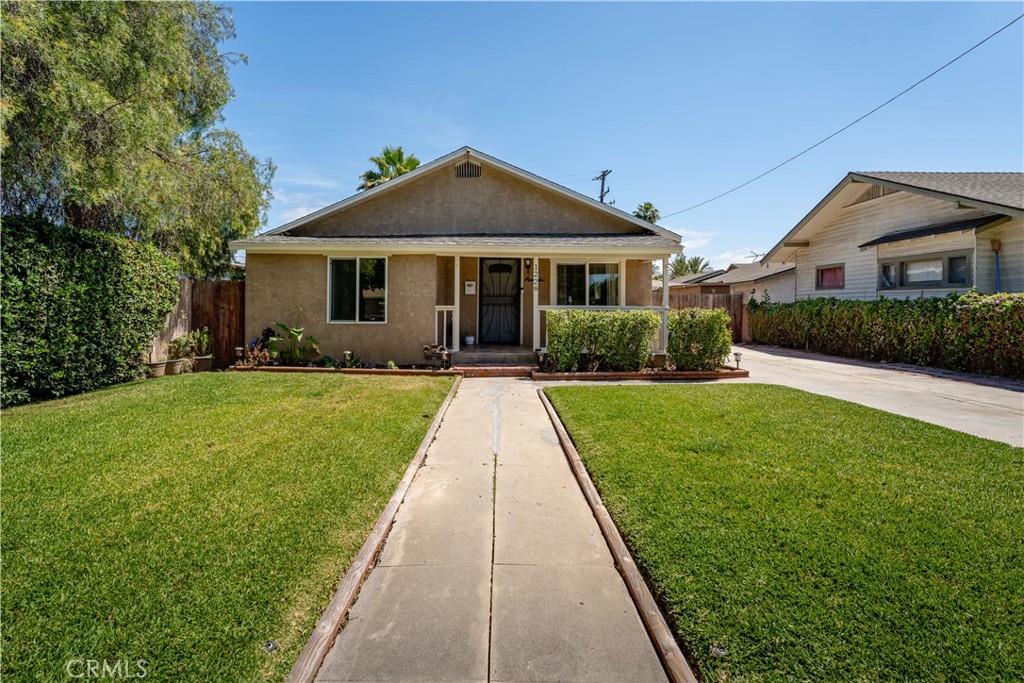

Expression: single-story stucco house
xmin=761 ymin=172 xmax=1023 ymax=300
xmin=229 ymin=147 xmax=683 ymax=365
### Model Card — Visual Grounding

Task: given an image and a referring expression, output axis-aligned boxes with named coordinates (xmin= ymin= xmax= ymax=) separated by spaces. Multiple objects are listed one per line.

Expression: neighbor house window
xmin=556 ymin=262 xmax=620 ymax=306
xmin=816 ymin=264 xmax=845 ymax=289
xmin=902 ymin=258 xmax=942 ymax=285
xmin=329 ymin=257 xmax=387 ymax=322
xmin=947 ymin=256 xmax=969 ymax=284
xmin=879 ymin=263 xmax=896 ymax=289
xmin=876 ymin=250 xmax=973 ymax=290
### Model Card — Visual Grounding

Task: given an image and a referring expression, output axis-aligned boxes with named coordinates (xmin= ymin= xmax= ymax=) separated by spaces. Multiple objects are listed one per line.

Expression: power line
xmin=660 ymin=12 xmax=1024 ymax=219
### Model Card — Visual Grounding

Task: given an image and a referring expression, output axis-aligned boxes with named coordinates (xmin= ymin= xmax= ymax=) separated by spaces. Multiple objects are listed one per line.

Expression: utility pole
xmin=592 ymin=169 xmax=612 ymax=203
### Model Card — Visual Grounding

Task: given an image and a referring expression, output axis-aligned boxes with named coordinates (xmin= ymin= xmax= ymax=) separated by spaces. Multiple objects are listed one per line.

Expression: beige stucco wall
xmin=625 ymin=260 xmax=653 ymax=306
xmin=248 ymin=253 xmax=664 ymax=359
xmin=290 ymin=163 xmax=643 ymax=237
xmin=245 ymin=253 xmax=437 ymax=365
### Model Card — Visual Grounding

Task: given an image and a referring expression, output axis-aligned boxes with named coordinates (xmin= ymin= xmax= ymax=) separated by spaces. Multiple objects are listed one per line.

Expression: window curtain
xmin=819 ymin=267 xmax=843 ymax=288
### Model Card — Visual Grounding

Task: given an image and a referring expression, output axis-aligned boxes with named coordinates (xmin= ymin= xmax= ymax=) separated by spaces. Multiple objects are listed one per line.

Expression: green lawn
xmin=2 ymin=372 xmax=453 ymax=682
xmin=546 ymin=384 xmax=1024 ymax=682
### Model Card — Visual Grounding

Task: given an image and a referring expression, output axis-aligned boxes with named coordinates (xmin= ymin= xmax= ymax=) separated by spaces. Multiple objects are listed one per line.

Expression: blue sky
xmin=222 ymin=2 xmax=1023 ymax=267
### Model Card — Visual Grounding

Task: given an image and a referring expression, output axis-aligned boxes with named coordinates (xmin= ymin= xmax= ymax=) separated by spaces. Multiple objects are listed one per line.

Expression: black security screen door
xmin=479 ymin=258 xmax=521 ymax=344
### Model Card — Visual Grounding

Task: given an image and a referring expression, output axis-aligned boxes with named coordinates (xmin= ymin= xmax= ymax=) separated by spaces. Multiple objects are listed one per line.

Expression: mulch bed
xmin=532 ymin=367 xmax=748 ymax=381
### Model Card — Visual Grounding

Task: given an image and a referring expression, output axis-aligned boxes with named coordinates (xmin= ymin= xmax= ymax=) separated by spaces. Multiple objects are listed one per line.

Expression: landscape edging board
xmin=286 ymin=376 xmax=463 ymax=683
xmin=533 ymin=368 xmax=749 ymax=381
xmin=538 ymin=389 xmax=699 ymax=683
xmin=231 ymin=366 xmax=461 ymax=377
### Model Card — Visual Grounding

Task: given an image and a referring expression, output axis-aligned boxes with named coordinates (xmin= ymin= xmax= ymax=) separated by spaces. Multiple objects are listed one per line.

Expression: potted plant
xmin=144 ymin=350 xmax=167 ymax=378
xmin=166 ymin=336 xmax=190 ymax=375
xmin=192 ymin=327 xmax=213 ymax=371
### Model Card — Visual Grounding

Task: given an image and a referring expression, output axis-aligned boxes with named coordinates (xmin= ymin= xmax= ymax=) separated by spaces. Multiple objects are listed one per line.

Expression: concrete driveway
xmin=734 ymin=345 xmax=1023 ymax=447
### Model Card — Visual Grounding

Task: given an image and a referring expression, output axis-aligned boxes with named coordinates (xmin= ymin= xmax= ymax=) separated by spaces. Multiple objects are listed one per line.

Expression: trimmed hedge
xmin=546 ymin=309 xmax=662 ymax=372
xmin=1 ymin=216 xmax=180 ymax=406
xmin=748 ymin=292 xmax=1024 ymax=380
xmin=666 ymin=308 xmax=733 ymax=370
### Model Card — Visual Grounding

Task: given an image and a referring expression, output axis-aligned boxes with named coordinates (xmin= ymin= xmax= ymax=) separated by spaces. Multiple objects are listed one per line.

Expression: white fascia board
xmin=261 ymin=146 xmax=684 ymax=242
xmin=233 ymin=241 xmax=676 ymax=260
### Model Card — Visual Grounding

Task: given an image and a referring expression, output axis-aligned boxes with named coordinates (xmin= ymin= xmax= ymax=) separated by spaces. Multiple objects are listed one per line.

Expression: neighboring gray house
xmin=762 ymin=172 xmax=1023 ymax=300
xmin=694 ymin=262 xmax=796 ymax=302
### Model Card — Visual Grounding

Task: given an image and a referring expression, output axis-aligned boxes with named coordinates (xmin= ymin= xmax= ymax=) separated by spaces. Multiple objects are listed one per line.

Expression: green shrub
xmin=666 ymin=308 xmax=732 ymax=370
xmin=545 ymin=309 xmax=661 ymax=372
xmin=1 ymin=216 xmax=179 ymax=406
xmin=748 ymin=292 xmax=1024 ymax=380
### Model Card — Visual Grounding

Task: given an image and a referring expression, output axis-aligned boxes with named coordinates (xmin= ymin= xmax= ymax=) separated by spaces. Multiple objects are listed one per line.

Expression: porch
xmin=431 ymin=254 xmax=671 ymax=356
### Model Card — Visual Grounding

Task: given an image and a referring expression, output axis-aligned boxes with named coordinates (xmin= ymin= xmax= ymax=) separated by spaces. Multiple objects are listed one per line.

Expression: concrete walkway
xmin=316 ymin=378 xmax=667 ymax=683
xmin=735 ymin=345 xmax=1024 ymax=447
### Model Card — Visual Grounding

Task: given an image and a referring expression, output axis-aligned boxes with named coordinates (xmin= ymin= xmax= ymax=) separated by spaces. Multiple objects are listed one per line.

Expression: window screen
xmin=588 ymin=263 xmax=620 ymax=305
xmin=330 ymin=258 xmax=386 ymax=322
xmin=557 ymin=264 xmax=586 ymax=305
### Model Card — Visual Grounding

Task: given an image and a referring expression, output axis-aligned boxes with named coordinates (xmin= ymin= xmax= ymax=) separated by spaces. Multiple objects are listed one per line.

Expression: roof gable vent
xmin=845 ymin=184 xmax=898 ymax=208
xmin=455 ymin=160 xmax=481 ymax=178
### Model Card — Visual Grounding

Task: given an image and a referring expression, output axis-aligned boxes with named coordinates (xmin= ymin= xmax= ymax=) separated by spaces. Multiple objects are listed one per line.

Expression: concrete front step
xmin=453 ymin=366 xmax=535 ymax=378
xmin=451 ymin=349 xmax=538 ymax=366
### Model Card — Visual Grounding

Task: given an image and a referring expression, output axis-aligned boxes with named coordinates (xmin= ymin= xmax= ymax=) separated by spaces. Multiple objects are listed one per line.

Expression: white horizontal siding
xmin=793 ymin=191 xmax=992 ymax=300
xmin=975 ymin=218 xmax=1023 ymax=293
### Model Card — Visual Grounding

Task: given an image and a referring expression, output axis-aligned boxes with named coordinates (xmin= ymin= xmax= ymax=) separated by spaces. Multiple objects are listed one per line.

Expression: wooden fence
xmin=191 ymin=280 xmax=245 ymax=367
xmin=654 ymin=291 xmax=749 ymax=343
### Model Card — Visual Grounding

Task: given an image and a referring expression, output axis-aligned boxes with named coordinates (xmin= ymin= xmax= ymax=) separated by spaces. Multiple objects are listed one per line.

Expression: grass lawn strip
xmin=546 ymin=383 xmax=1024 ymax=682
xmin=2 ymin=372 xmax=454 ymax=681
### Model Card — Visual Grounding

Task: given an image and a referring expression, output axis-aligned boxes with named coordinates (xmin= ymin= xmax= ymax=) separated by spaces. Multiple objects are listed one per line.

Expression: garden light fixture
xmin=733 ymin=352 xmax=743 ymax=369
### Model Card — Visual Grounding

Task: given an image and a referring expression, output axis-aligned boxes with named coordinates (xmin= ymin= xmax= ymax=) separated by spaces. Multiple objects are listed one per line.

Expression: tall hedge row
xmin=748 ymin=293 xmax=1024 ymax=380
xmin=545 ymin=308 xmax=734 ymax=372
xmin=546 ymin=309 xmax=662 ymax=372
xmin=1 ymin=217 xmax=180 ymax=406
xmin=666 ymin=308 xmax=733 ymax=370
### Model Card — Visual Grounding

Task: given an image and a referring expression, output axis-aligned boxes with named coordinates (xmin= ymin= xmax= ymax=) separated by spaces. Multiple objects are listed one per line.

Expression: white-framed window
xmin=328 ymin=257 xmax=387 ymax=323
xmin=555 ymin=262 xmax=621 ymax=306
xmin=877 ymin=250 xmax=972 ymax=290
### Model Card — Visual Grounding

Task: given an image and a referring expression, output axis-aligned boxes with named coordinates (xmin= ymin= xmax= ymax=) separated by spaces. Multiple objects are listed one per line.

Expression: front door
xmin=479 ymin=258 xmax=521 ymax=344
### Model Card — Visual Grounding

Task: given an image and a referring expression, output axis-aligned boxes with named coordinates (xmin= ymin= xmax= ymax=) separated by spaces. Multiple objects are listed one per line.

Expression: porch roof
xmin=231 ymin=232 xmax=681 ymax=256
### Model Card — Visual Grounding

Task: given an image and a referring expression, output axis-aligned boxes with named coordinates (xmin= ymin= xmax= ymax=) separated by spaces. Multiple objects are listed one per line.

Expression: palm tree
xmin=685 ymin=256 xmax=712 ymax=275
xmin=358 ymin=145 xmax=421 ymax=190
xmin=666 ymin=255 xmax=687 ymax=280
xmin=666 ymin=253 xmax=713 ymax=280
xmin=632 ymin=201 xmax=660 ymax=224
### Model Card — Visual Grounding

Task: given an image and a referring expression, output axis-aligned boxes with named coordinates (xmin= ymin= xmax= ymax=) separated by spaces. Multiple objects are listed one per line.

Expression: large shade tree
xmin=358 ymin=146 xmax=421 ymax=190
xmin=1 ymin=1 xmax=274 ymax=277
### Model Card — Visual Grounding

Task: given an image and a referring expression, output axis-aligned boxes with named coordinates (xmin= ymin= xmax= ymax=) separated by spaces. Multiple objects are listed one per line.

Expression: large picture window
xmin=556 ymin=262 xmax=620 ymax=306
xmin=876 ymin=251 xmax=972 ymax=290
xmin=329 ymin=257 xmax=387 ymax=323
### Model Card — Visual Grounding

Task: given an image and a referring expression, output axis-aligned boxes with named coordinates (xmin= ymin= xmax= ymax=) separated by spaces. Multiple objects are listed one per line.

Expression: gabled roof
xmin=854 ymin=172 xmax=1023 ymax=213
xmin=763 ymin=171 xmax=1023 ymax=263
xmin=261 ymin=146 xmax=682 ymax=243
xmin=698 ymin=262 xmax=795 ymax=285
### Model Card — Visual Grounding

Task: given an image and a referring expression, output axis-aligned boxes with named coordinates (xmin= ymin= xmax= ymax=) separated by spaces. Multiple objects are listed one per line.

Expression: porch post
xmin=453 ymin=256 xmax=461 ymax=352
xmin=532 ymin=255 xmax=541 ymax=350
xmin=661 ymin=256 xmax=670 ymax=351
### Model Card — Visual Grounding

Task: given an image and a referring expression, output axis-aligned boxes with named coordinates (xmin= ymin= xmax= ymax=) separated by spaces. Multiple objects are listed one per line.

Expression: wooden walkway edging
xmin=286 ymin=376 xmax=463 ymax=683
xmin=538 ymin=389 xmax=700 ymax=683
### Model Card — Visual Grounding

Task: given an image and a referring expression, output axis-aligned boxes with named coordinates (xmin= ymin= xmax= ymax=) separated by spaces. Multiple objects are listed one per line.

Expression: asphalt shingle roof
xmin=699 ymin=262 xmax=795 ymax=285
xmin=855 ymin=172 xmax=1023 ymax=211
